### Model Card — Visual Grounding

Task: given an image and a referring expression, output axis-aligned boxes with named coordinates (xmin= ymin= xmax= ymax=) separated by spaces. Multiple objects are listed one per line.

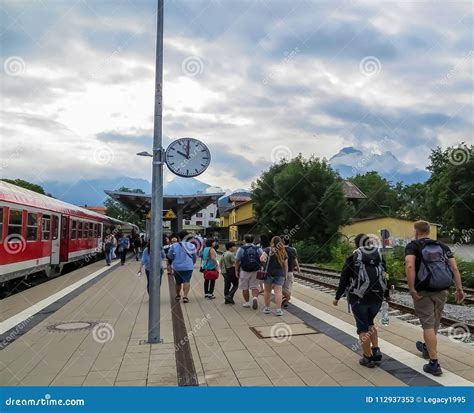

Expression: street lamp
xmin=137 ymin=151 xmax=153 ymax=157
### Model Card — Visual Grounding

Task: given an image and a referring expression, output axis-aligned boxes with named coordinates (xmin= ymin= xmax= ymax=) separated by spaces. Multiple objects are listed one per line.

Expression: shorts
xmin=414 ymin=290 xmax=449 ymax=330
xmin=283 ymin=272 xmax=294 ymax=295
xmin=351 ymin=301 xmax=382 ymax=334
xmin=174 ymin=270 xmax=193 ymax=284
xmin=264 ymin=274 xmax=285 ymax=286
xmin=238 ymin=270 xmax=260 ymax=291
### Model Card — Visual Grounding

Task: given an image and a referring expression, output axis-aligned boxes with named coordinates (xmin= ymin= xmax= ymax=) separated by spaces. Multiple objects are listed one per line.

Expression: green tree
xmin=104 ymin=187 xmax=144 ymax=227
xmin=350 ymin=171 xmax=400 ymax=217
xmin=424 ymin=144 xmax=473 ymax=240
xmin=251 ymin=155 xmax=347 ymax=245
xmin=396 ymin=182 xmax=427 ymax=220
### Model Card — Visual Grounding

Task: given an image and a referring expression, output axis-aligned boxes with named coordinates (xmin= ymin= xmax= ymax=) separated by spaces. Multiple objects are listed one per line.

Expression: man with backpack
xmin=333 ymin=233 xmax=389 ymax=368
xmin=117 ymin=233 xmax=130 ymax=265
xmin=405 ymin=220 xmax=465 ymax=376
xmin=235 ymin=234 xmax=263 ymax=310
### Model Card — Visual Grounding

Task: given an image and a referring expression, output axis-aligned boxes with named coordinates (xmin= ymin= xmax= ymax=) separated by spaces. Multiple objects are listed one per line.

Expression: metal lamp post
xmin=148 ymin=0 xmax=164 ymax=344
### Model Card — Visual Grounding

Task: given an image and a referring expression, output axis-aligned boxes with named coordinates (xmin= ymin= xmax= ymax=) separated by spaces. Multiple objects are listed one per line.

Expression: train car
xmin=0 ymin=181 xmax=137 ymax=286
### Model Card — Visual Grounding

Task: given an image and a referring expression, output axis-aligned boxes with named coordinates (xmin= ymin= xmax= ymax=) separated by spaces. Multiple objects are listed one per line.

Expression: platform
xmin=0 ymin=259 xmax=472 ymax=387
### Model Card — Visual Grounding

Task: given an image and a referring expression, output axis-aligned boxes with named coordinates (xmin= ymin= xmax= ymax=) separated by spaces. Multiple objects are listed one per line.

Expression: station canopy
xmin=104 ymin=190 xmax=225 ymax=220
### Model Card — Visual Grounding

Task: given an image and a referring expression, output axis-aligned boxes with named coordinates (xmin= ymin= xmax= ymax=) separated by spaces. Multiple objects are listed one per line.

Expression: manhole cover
xmin=250 ymin=322 xmax=320 ymax=340
xmin=47 ymin=321 xmax=98 ymax=332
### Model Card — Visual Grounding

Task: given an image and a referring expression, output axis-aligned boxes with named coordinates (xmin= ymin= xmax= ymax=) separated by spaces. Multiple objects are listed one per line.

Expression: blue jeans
xmin=105 ymin=249 xmax=114 ymax=265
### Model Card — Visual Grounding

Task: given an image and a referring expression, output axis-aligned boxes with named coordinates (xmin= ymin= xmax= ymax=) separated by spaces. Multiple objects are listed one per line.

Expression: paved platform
xmin=0 ymin=259 xmax=472 ymax=387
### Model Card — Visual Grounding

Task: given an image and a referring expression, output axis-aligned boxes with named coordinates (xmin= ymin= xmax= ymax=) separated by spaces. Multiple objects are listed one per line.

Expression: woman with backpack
xmin=201 ymin=238 xmax=219 ymax=299
xmin=261 ymin=236 xmax=288 ymax=316
xmin=333 ymin=233 xmax=390 ymax=368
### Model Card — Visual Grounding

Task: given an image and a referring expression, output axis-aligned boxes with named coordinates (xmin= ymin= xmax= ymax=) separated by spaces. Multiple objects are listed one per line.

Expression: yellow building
xmin=340 ymin=217 xmax=438 ymax=245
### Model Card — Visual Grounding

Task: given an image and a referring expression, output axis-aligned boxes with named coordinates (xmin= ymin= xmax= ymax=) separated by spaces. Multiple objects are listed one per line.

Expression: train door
xmin=50 ymin=214 xmax=60 ymax=264
xmin=60 ymin=216 xmax=69 ymax=262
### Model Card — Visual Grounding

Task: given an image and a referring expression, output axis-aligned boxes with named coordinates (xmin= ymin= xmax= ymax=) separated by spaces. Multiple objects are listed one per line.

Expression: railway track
xmin=298 ymin=264 xmax=474 ymax=305
xmin=295 ymin=267 xmax=474 ymax=336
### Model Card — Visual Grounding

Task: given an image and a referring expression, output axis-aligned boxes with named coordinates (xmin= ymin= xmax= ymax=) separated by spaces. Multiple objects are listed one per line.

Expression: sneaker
xmin=242 ymin=302 xmax=251 ymax=308
xmin=252 ymin=297 xmax=258 ymax=310
xmin=205 ymin=294 xmax=210 ymax=299
xmin=423 ymin=361 xmax=442 ymax=376
xmin=282 ymin=302 xmax=289 ymax=309
xmin=209 ymin=294 xmax=216 ymax=300
xmin=359 ymin=355 xmax=375 ymax=368
xmin=416 ymin=341 xmax=430 ymax=359
xmin=263 ymin=307 xmax=271 ymax=314
xmin=275 ymin=309 xmax=283 ymax=316
xmin=372 ymin=347 xmax=382 ymax=363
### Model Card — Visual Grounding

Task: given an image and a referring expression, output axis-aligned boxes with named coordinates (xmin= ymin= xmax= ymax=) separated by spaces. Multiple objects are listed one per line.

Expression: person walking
xmin=258 ymin=234 xmax=270 ymax=295
xmin=235 ymin=234 xmax=263 ymax=310
xmin=117 ymin=233 xmax=130 ymax=265
xmin=405 ymin=221 xmax=465 ymax=376
xmin=333 ymin=234 xmax=389 ymax=368
xmin=167 ymin=231 xmax=197 ymax=303
xmin=282 ymin=238 xmax=301 ymax=308
xmin=133 ymin=235 xmax=142 ymax=261
xmin=261 ymin=236 xmax=288 ymax=316
xmin=104 ymin=232 xmax=116 ymax=266
xmin=138 ymin=239 xmax=165 ymax=293
xmin=201 ymin=239 xmax=219 ymax=299
xmin=220 ymin=242 xmax=238 ymax=304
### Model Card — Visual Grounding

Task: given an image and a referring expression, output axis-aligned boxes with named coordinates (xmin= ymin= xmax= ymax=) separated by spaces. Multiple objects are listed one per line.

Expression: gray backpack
xmin=351 ymin=248 xmax=387 ymax=300
xmin=416 ymin=241 xmax=453 ymax=291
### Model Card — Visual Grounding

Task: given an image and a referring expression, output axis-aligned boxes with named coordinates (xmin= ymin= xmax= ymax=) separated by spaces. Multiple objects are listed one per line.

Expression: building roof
xmin=104 ymin=190 xmax=225 ymax=219
xmin=342 ymin=180 xmax=367 ymax=199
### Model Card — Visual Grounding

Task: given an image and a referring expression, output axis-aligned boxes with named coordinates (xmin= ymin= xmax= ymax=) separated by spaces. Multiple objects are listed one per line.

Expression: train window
xmin=89 ymin=222 xmax=93 ymax=238
xmin=27 ymin=213 xmax=38 ymax=241
xmin=52 ymin=215 xmax=59 ymax=240
xmin=0 ymin=208 xmax=3 ymax=242
xmin=42 ymin=215 xmax=51 ymax=240
xmin=71 ymin=220 xmax=77 ymax=239
xmin=8 ymin=209 xmax=22 ymax=236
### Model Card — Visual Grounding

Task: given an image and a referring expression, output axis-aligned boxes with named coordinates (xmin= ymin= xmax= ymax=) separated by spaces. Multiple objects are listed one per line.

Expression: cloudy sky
xmin=1 ymin=0 xmax=472 ymax=191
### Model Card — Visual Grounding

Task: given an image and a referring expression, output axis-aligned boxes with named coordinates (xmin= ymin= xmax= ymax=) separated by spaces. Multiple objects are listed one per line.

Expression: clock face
xmin=165 ymin=138 xmax=211 ymax=177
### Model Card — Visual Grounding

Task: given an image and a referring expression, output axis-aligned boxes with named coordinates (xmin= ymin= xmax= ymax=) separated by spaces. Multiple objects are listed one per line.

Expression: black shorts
xmin=351 ymin=301 xmax=382 ymax=334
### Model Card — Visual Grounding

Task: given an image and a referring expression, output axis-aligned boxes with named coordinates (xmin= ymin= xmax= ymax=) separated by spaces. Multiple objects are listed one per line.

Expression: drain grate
xmin=250 ymin=322 xmax=320 ymax=340
xmin=47 ymin=321 xmax=98 ymax=333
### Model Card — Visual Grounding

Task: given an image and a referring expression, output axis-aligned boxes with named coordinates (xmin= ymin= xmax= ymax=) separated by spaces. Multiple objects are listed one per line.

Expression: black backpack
xmin=240 ymin=245 xmax=261 ymax=272
xmin=350 ymin=248 xmax=387 ymax=300
xmin=415 ymin=240 xmax=453 ymax=291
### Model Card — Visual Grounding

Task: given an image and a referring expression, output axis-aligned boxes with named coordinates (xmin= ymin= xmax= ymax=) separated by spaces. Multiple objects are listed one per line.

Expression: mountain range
xmin=328 ymin=147 xmax=430 ymax=184
xmin=38 ymin=147 xmax=429 ymax=206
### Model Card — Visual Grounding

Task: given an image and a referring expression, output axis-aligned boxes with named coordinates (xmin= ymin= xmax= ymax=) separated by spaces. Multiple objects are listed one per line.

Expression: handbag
xmin=203 ymin=269 xmax=219 ymax=280
xmin=256 ymin=249 xmax=271 ymax=280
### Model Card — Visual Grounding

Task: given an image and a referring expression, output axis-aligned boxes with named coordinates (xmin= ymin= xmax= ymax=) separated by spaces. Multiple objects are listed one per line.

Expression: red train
xmin=0 ymin=181 xmax=137 ymax=286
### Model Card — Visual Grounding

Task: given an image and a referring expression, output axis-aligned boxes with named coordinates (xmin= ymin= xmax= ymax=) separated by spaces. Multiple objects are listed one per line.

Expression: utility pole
xmin=148 ymin=0 xmax=164 ymax=344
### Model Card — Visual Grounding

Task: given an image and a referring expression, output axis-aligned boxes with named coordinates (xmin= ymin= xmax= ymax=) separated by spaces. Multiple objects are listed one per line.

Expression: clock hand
xmin=177 ymin=150 xmax=188 ymax=158
xmin=185 ymin=140 xmax=190 ymax=159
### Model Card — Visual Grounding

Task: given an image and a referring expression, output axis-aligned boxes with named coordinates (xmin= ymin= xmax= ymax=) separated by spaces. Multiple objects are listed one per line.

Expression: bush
xmin=294 ymin=240 xmax=333 ymax=264
xmin=457 ymin=260 xmax=474 ymax=288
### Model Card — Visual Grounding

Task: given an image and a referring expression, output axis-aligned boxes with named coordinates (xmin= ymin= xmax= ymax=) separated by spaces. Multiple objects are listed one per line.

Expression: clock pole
xmin=149 ymin=0 xmax=164 ymax=344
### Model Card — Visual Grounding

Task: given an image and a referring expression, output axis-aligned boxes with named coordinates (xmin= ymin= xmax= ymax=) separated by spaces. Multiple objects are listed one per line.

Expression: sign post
xmin=148 ymin=0 xmax=164 ymax=344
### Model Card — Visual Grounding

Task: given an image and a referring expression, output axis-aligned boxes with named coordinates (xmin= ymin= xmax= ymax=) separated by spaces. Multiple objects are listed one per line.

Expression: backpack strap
xmin=179 ymin=242 xmax=194 ymax=260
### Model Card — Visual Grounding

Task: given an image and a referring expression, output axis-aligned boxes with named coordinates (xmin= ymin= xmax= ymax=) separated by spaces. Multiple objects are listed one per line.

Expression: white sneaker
xmin=263 ymin=307 xmax=271 ymax=314
xmin=275 ymin=309 xmax=283 ymax=316
xmin=242 ymin=302 xmax=251 ymax=308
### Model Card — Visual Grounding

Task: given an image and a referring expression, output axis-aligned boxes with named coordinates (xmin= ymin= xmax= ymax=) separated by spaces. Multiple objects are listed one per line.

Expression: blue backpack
xmin=240 ymin=245 xmax=261 ymax=272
